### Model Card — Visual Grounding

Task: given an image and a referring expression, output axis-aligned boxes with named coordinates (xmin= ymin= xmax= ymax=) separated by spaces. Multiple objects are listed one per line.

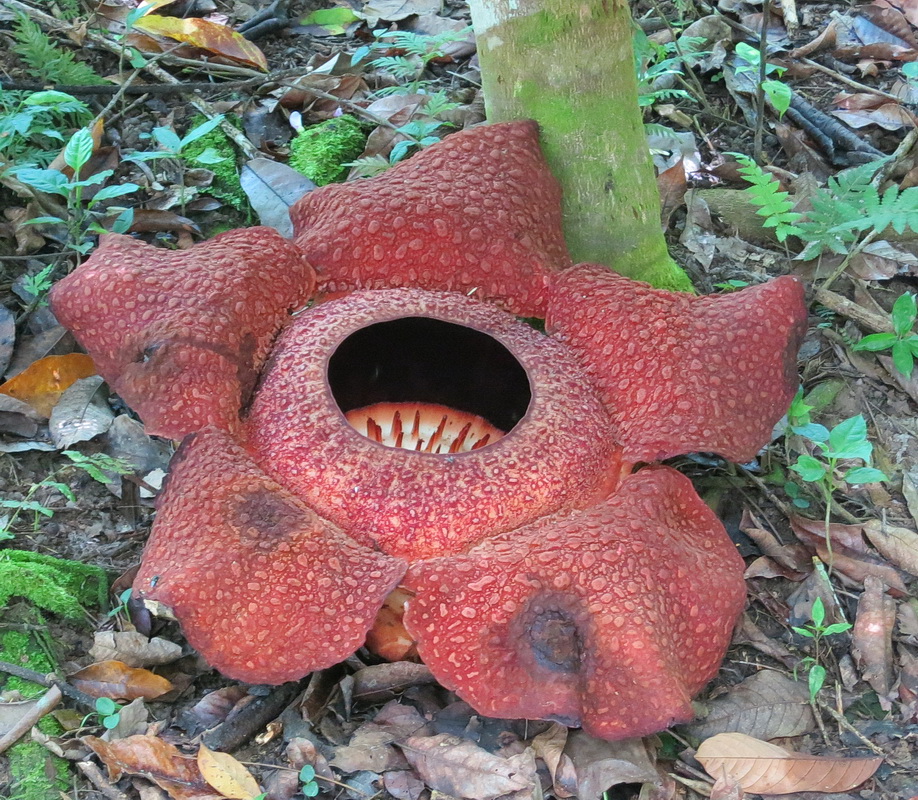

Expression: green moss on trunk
xmin=470 ymin=0 xmax=693 ymax=291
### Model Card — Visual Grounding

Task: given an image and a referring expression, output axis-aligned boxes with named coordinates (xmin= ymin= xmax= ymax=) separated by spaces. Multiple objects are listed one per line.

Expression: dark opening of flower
xmin=328 ymin=316 xmax=531 ymax=452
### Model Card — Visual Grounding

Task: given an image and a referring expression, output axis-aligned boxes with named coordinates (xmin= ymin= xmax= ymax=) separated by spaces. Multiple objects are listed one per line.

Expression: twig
xmin=818 ymin=229 xmax=880 ymax=294
xmin=0 ymin=684 xmax=62 ymax=754
xmin=814 ymin=288 xmax=895 ymax=334
xmin=739 ymin=463 xmax=796 ymax=519
xmin=815 ymin=696 xmax=894 ymax=762
xmin=783 ymin=0 xmax=799 ymax=36
xmin=76 ymin=761 xmax=131 ymax=800
xmin=754 ymin=0 xmax=772 ymax=162
xmin=0 ymin=659 xmax=98 ymax=710
xmin=801 ymin=59 xmax=905 ymax=104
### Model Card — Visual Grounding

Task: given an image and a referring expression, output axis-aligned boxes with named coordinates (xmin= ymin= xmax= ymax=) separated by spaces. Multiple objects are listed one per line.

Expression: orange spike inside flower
xmin=345 ymin=402 xmax=505 ymax=454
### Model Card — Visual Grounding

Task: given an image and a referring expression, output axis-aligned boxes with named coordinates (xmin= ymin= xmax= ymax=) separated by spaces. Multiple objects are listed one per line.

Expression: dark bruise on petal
xmin=231 ymin=487 xmax=302 ymax=547
xmin=521 ymin=596 xmax=586 ymax=674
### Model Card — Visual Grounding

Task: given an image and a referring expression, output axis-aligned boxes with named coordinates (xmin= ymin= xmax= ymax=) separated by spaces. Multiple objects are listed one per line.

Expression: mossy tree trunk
xmin=469 ymin=0 xmax=694 ymax=291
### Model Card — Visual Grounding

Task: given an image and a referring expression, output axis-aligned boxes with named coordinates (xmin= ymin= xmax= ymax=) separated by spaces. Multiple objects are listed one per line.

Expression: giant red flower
xmin=50 ymin=121 xmax=807 ymax=740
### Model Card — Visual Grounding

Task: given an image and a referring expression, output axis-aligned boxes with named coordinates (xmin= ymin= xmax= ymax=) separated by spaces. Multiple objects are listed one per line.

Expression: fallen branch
xmin=0 ymin=684 xmax=62 ymax=754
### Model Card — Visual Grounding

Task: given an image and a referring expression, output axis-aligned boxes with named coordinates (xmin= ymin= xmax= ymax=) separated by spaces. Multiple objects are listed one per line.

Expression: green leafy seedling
xmin=852 ymin=292 xmax=918 ymax=378
xmin=13 ymin=127 xmax=139 ymax=254
xmin=107 ymin=588 xmax=133 ymax=619
xmin=792 ymin=596 xmax=852 ymax=700
xmin=299 ymin=765 xmax=319 ymax=797
xmin=94 ymin=697 xmax=122 ymax=730
xmin=0 ymin=452 xmax=132 ymax=541
xmin=734 ymin=42 xmax=792 ymax=118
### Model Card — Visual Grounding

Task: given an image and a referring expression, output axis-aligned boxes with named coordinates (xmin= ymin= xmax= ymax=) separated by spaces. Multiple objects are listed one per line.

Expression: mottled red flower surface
xmin=50 ymin=121 xmax=808 ymax=740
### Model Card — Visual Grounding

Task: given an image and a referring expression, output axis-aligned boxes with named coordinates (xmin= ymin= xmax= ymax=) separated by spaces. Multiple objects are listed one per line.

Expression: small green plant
xmin=13 ymin=127 xmax=139 ymax=255
xmin=734 ymin=42 xmax=792 ymax=118
xmin=0 ymin=451 xmax=133 ymax=541
xmin=12 ymin=15 xmax=106 ymax=86
xmin=852 ymin=292 xmax=918 ymax=378
xmin=792 ymin=596 xmax=852 ymax=700
xmin=19 ymin=263 xmax=56 ymax=310
xmin=732 ymin=154 xmax=802 ymax=242
xmin=633 ymin=30 xmax=707 ymax=109
xmin=787 ymin=409 xmax=888 ymax=559
xmin=344 ymin=114 xmax=454 ymax=177
xmin=352 ymin=27 xmax=473 ymax=95
xmin=106 ymin=588 xmax=133 ymax=619
xmin=94 ymin=697 xmax=122 ymax=730
xmin=128 ymin=115 xmax=227 ymax=165
xmin=737 ymin=156 xmax=918 ymax=259
xmin=0 ymin=90 xmax=90 ymax=170
xmin=252 ymin=765 xmax=319 ymax=800
xmin=713 ymin=279 xmax=752 ymax=292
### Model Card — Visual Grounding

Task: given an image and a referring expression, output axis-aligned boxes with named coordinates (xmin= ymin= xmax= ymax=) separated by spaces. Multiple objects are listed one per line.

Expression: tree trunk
xmin=469 ymin=0 xmax=694 ymax=291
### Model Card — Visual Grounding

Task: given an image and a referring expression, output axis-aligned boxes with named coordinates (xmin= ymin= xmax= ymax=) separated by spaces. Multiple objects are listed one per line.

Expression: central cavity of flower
xmin=328 ymin=316 xmax=532 ymax=453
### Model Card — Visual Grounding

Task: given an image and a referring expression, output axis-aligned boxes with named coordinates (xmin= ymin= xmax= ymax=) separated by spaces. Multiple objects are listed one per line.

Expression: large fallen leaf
xmin=240 ymin=158 xmax=315 ymax=238
xmin=0 ymin=353 xmax=96 ymax=417
xmin=852 ymin=575 xmax=896 ymax=697
xmin=399 ymin=733 xmax=536 ymax=800
xmin=70 ymin=660 xmax=173 ymax=701
xmin=685 ymin=670 xmax=814 ymax=740
xmin=696 ymin=732 xmax=882 ymax=793
xmin=863 ymin=519 xmax=918 ymax=577
xmin=90 ymin=631 xmax=183 ymax=668
xmin=85 ymin=735 xmax=222 ymax=800
xmin=564 ymin=730 xmax=660 ymax=800
xmin=197 ymin=744 xmax=261 ymax=799
xmin=132 ymin=15 xmax=268 ymax=71
xmin=49 ymin=375 xmax=114 ymax=448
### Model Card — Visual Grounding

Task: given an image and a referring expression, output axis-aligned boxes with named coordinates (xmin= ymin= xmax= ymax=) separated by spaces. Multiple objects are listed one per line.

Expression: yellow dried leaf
xmin=133 ymin=15 xmax=268 ymax=71
xmin=69 ymin=660 xmax=173 ymax=701
xmin=197 ymin=743 xmax=262 ymax=799
xmin=0 ymin=354 xmax=96 ymax=417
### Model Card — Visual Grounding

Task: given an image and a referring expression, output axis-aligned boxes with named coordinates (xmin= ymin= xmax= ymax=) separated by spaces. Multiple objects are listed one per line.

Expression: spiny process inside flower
xmin=47 ymin=120 xmax=810 ymax=741
xmin=345 ymin=403 xmax=505 ymax=453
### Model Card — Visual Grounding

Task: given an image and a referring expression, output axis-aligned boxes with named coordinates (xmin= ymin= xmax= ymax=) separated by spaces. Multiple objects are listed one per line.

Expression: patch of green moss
xmin=289 ymin=115 xmax=368 ymax=186
xmin=181 ymin=115 xmax=251 ymax=215
xmin=0 ymin=550 xmax=107 ymax=618
xmin=1 ymin=623 xmax=69 ymax=800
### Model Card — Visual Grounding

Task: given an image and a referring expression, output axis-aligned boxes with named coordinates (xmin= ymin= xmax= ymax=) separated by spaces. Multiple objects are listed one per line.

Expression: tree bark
xmin=469 ymin=0 xmax=694 ymax=291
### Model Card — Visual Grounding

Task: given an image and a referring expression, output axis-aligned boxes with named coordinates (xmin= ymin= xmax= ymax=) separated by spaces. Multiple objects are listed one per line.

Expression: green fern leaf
xmin=13 ymin=16 xmax=106 ymax=86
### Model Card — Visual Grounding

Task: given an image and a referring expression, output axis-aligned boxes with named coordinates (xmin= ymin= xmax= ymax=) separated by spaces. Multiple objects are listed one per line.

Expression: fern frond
xmin=13 ymin=16 xmax=106 ymax=85
xmin=733 ymin=155 xmax=802 ymax=242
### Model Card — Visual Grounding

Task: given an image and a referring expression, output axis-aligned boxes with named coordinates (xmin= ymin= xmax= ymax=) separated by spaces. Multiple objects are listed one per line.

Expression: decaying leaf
xmin=863 ymin=519 xmax=918 ymax=577
xmin=564 ymin=730 xmax=661 ymax=800
xmin=197 ymin=743 xmax=261 ymax=799
xmin=49 ymin=375 xmax=114 ymax=448
xmin=132 ymin=15 xmax=268 ymax=71
xmin=695 ymin=732 xmax=882 ymax=793
xmin=0 ymin=353 xmax=96 ymax=417
xmin=398 ymin=733 xmax=537 ymax=800
xmin=685 ymin=670 xmax=815 ymax=740
xmin=70 ymin=660 xmax=174 ymax=701
xmin=240 ymin=158 xmax=315 ymax=239
xmin=84 ymin=734 xmax=222 ymax=800
xmin=90 ymin=631 xmax=183 ymax=668
xmin=852 ymin=575 xmax=896 ymax=697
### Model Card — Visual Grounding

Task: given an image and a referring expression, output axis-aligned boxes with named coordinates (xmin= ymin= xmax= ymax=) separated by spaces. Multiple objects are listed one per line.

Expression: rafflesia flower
xmin=51 ymin=121 xmax=807 ymax=741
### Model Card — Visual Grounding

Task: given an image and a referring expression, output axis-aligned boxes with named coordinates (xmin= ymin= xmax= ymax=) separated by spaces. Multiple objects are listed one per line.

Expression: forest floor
xmin=1 ymin=0 xmax=918 ymax=799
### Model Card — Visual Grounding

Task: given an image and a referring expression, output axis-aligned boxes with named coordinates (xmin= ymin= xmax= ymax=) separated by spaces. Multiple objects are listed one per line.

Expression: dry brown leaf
xmin=852 ymin=575 xmax=896 ymax=697
xmin=70 ymin=660 xmax=173 ymax=701
xmin=0 ymin=353 xmax=96 ymax=417
xmin=197 ymin=744 xmax=261 ymax=799
xmin=133 ymin=15 xmax=268 ymax=71
xmin=695 ymin=732 xmax=882 ymax=793
xmin=685 ymin=670 xmax=815 ymax=740
xmin=863 ymin=519 xmax=918 ymax=577
xmin=564 ymin=730 xmax=660 ymax=800
xmin=84 ymin=734 xmax=222 ymax=800
xmin=399 ymin=733 xmax=537 ymax=800
xmin=90 ymin=631 xmax=183 ymax=668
